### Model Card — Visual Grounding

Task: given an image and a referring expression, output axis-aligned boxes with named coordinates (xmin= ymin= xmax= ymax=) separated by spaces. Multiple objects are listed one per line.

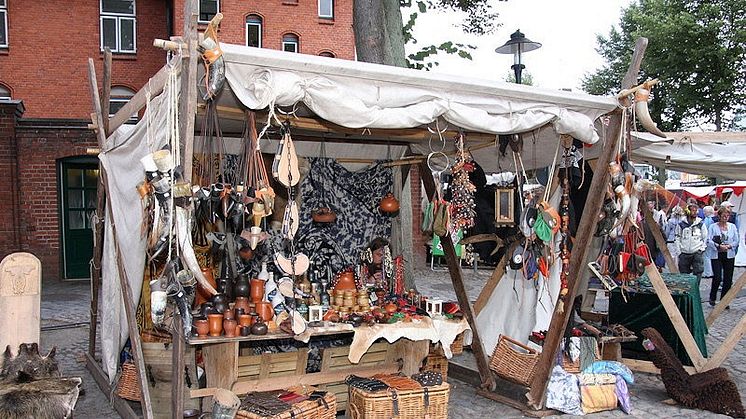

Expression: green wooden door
xmin=61 ymin=161 xmax=99 ymax=279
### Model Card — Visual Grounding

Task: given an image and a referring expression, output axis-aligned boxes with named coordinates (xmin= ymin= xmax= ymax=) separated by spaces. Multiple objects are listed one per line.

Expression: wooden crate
xmin=141 ymin=342 xmax=199 ymax=419
xmin=236 ymin=349 xmax=309 ymax=382
xmin=316 ymin=342 xmax=391 ymax=412
xmin=348 ymin=383 xmax=450 ymax=419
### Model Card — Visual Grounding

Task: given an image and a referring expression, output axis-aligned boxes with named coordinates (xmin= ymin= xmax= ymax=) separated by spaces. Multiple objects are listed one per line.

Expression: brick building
xmin=0 ymin=0 xmax=356 ymax=279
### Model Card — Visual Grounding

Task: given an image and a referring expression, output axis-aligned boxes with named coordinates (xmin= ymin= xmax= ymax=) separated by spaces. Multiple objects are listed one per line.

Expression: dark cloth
xmin=678 ymin=251 xmax=704 ymax=285
xmin=710 ymin=252 xmax=735 ymax=303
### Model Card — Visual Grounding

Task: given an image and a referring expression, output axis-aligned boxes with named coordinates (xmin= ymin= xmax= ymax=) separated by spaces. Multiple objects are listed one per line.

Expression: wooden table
xmin=599 ymin=335 xmax=638 ymax=362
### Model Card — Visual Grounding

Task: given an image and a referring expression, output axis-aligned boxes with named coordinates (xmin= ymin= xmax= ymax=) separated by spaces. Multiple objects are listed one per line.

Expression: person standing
xmin=702 ymin=205 xmax=716 ymax=278
xmin=707 ymin=206 xmax=739 ymax=306
xmin=675 ymin=204 xmax=708 ymax=285
xmin=664 ymin=206 xmax=684 ymax=272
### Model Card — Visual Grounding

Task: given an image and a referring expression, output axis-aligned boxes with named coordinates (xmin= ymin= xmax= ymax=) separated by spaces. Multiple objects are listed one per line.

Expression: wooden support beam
xmin=525 ymin=37 xmax=649 ymax=410
xmin=622 ymin=357 xmax=697 ymax=375
xmin=706 ymin=270 xmax=746 ymax=327
xmin=87 ymin=58 xmax=154 ymax=419
xmin=477 ymin=389 xmax=558 ymax=417
xmin=179 ymin=0 xmax=199 ymax=181
xmin=101 ymin=49 xmax=112 ymax=135
xmin=474 ymin=254 xmax=507 ymax=315
xmin=418 ymin=160 xmax=438 ymax=201
xmin=85 ymin=353 xmax=139 ymax=419
xmin=702 ymin=312 xmax=746 ymax=371
xmin=642 ymin=203 xmax=678 ymax=273
xmin=643 ymin=264 xmax=706 ymax=370
xmin=107 ymin=65 xmax=170 ymax=136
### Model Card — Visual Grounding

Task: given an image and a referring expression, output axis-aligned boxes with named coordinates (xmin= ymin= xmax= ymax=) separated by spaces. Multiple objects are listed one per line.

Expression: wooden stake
xmin=102 ymin=49 xmax=112 ymax=135
xmin=643 ymin=264 xmax=706 ymax=370
xmin=702 ymin=312 xmax=746 ymax=371
xmin=87 ymin=58 xmax=154 ymax=419
xmin=706 ymin=270 xmax=746 ymax=327
xmin=525 ymin=37 xmax=652 ymax=408
xmin=107 ymin=65 xmax=170 ymax=136
xmin=642 ymin=203 xmax=678 ymax=273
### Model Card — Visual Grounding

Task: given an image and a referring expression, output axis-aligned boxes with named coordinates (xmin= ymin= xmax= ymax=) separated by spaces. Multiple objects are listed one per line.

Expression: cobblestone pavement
xmin=38 ymin=265 xmax=745 ymax=418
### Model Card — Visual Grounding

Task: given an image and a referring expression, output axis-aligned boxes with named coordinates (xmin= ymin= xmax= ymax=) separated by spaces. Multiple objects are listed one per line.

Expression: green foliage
xmin=505 ymin=71 xmax=534 ymax=86
xmin=582 ymin=0 xmax=746 ymax=131
xmin=401 ymin=0 xmax=498 ymax=70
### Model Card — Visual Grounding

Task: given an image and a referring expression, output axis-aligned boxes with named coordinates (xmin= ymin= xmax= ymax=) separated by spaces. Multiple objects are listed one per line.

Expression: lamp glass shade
xmin=495 ymin=30 xmax=542 ymax=56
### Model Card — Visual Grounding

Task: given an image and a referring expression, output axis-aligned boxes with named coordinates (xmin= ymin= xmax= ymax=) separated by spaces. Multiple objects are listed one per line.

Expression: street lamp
xmin=495 ymin=29 xmax=542 ymax=85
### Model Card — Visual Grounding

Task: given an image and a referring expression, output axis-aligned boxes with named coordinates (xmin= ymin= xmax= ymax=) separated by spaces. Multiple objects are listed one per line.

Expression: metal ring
xmin=276 ymin=103 xmax=299 ymax=118
xmin=428 ymin=133 xmax=446 ymax=153
xmin=427 ymin=151 xmax=450 ymax=173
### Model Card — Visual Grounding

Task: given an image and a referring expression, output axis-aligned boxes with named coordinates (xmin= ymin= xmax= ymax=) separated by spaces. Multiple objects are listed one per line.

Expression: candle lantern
xmin=425 ymin=298 xmax=443 ymax=317
xmin=495 ymin=187 xmax=515 ymax=225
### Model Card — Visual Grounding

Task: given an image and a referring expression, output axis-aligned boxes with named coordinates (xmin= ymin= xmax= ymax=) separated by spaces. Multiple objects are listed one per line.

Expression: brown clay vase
xmin=379 ymin=193 xmax=400 ymax=213
xmin=194 ymin=319 xmax=209 ymax=337
xmin=234 ymin=296 xmax=251 ymax=314
xmin=250 ymin=279 xmax=265 ymax=303
xmin=240 ymin=326 xmax=251 ymax=336
xmin=195 ymin=267 xmax=217 ymax=308
xmin=250 ymin=318 xmax=268 ymax=335
xmin=335 ymin=271 xmax=356 ymax=291
xmin=255 ymin=301 xmax=274 ymax=322
xmin=223 ymin=319 xmax=238 ymax=337
xmin=234 ymin=274 xmax=251 ymax=299
xmin=223 ymin=309 xmax=235 ymax=321
xmin=238 ymin=314 xmax=252 ymax=328
xmin=207 ymin=313 xmax=223 ymax=337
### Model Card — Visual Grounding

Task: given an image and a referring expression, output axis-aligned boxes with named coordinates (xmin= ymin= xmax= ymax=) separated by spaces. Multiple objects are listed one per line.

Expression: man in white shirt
xmin=675 ymin=204 xmax=708 ymax=285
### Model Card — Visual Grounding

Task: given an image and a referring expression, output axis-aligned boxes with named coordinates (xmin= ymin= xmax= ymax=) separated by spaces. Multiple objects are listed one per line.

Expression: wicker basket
xmin=115 ymin=361 xmax=141 ymax=402
xmin=236 ymin=390 xmax=336 ymax=419
xmin=422 ymin=347 xmax=448 ymax=379
xmin=489 ymin=335 xmax=539 ymax=387
xmin=450 ymin=332 xmax=465 ymax=355
xmin=347 ymin=383 xmax=450 ymax=419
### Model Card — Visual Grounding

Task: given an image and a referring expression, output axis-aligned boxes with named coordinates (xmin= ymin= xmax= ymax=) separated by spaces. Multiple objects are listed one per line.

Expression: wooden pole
xmin=702 ymin=312 xmax=746 ymax=371
xmin=643 ymin=264 xmax=706 ymax=370
xmin=87 ymin=58 xmax=154 ymax=419
xmin=642 ymin=203 xmax=678 ymax=273
xmin=102 ymin=48 xmax=112 ymax=135
xmin=706 ymin=270 xmax=746 ymax=327
xmin=525 ymin=37 xmax=651 ymax=409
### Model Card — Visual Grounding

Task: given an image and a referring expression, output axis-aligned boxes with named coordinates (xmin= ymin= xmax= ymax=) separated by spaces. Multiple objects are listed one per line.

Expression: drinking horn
xmin=634 ymin=88 xmax=666 ymax=138
xmin=176 ymin=206 xmax=218 ymax=296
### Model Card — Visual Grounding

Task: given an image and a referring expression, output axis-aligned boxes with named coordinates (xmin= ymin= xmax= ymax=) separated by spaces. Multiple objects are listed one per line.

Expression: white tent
xmin=99 ymin=43 xmax=619 ymax=380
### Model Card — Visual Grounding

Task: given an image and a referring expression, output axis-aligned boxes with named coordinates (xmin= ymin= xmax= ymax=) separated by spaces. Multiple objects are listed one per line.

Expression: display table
xmin=189 ymin=318 xmax=470 ymax=411
xmin=608 ymin=272 xmax=708 ymax=365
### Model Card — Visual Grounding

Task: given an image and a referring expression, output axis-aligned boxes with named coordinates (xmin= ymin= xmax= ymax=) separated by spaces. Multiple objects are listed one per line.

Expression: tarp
xmin=99 ymin=44 xmax=620 ymax=380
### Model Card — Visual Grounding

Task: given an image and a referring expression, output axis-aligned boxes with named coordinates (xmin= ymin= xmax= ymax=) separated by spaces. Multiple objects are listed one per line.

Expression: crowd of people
xmin=647 ymin=198 xmax=742 ymax=308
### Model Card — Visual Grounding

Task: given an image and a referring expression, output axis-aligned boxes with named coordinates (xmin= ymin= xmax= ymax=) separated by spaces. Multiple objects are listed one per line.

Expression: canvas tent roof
xmin=210 ymin=43 xmax=619 ymax=172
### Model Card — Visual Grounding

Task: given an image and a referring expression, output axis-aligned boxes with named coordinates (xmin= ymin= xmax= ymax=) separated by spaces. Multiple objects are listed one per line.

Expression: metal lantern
xmin=308 ymin=305 xmax=324 ymax=323
xmin=425 ymin=298 xmax=443 ymax=317
xmin=495 ymin=187 xmax=515 ymax=225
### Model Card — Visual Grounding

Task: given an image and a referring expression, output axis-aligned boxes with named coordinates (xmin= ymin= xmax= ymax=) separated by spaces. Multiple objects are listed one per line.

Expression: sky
xmin=407 ymin=0 xmax=635 ymax=91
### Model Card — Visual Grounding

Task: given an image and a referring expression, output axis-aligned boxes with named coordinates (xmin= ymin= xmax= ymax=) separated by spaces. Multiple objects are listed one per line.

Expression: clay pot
xmin=211 ymin=293 xmax=228 ymax=314
xmin=234 ymin=274 xmax=250 ymax=299
xmin=312 ymin=207 xmax=337 ymax=223
xmin=195 ymin=267 xmax=217 ymax=307
xmin=240 ymin=326 xmax=251 ymax=336
xmin=239 ymin=246 xmax=254 ymax=261
xmin=207 ymin=313 xmax=223 ymax=337
xmin=255 ymin=301 xmax=274 ymax=322
xmin=194 ymin=319 xmax=209 ymax=337
xmin=250 ymin=279 xmax=265 ymax=303
xmin=335 ymin=271 xmax=356 ymax=291
xmin=238 ymin=314 xmax=252 ymax=328
xmin=234 ymin=296 xmax=251 ymax=314
xmin=223 ymin=309 xmax=235 ymax=321
xmin=384 ymin=302 xmax=398 ymax=315
xmin=379 ymin=193 xmax=400 ymax=213
xmin=223 ymin=319 xmax=238 ymax=337
xmin=199 ymin=302 xmax=215 ymax=317
xmin=250 ymin=318 xmax=268 ymax=335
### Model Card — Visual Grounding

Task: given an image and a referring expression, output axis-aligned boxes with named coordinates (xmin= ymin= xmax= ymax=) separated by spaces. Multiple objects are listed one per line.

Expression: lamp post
xmin=495 ymin=29 xmax=542 ymax=85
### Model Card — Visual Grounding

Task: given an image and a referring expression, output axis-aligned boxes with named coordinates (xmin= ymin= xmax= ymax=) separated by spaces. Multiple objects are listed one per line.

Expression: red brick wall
xmin=172 ymin=0 xmax=355 ymax=59
xmin=0 ymin=0 xmax=168 ymax=119
xmin=0 ymin=102 xmax=23 ymax=258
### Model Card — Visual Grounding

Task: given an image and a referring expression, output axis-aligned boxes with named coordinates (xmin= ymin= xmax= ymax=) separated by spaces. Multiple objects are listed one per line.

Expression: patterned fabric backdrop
xmin=296 ymin=158 xmax=393 ymax=276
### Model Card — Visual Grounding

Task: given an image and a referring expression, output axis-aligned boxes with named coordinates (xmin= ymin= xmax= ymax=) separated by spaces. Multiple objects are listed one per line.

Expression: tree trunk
xmin=353 ymin=0 xmax=386 ymax=64
xmin=715 ymin=107 xmax=722 ymax=131
xmin=382 ymin=0 xmax=408 ymax=68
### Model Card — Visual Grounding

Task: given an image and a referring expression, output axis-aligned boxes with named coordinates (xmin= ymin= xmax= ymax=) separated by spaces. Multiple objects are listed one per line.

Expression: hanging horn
xmin=634 ymin=88 xmax=667 ymax=138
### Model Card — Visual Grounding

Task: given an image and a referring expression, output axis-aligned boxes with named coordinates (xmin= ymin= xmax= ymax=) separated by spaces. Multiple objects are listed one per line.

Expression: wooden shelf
xmin=187 ymin=327 xmax=354 ymax=345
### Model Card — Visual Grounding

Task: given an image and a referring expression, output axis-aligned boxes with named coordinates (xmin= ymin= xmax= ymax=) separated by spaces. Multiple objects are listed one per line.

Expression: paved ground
xmin=38 ymin=266 xmax=745 ymax=418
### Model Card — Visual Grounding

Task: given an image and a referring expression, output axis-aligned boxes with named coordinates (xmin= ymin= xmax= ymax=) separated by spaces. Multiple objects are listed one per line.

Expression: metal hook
xmin=276 ymin=103 xmax=300 ymax=119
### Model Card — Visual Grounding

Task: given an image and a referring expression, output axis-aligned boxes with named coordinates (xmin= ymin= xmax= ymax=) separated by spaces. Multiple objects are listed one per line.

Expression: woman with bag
xmin=706 ymin=206 xmax=739 ymax=307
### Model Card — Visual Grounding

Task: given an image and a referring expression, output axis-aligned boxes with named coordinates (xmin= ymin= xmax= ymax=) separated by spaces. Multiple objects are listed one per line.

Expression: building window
xmin=282 ymin=34 xmax=299 ymax=53
xmin=109 ymin=86 xmax=138 ymax=123
xmin=245 ymin=15 xmax=262 ymax=48
xmin=1 ymin=0 xmax=8 ymax=48
xmin=100 ymin=0 xmax=136 ymax=53
xmin=319 ymin=51 xmax=335 ymax=58
xmin=318 ymin=0 xmax=333 ymax=19
xmin=199 ymin=0 xmax=219 ymax=23
xmin=0 ymin=84 xmax=10 ymax=100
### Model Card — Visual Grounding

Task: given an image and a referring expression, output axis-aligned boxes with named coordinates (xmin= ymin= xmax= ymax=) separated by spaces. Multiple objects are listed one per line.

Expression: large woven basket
xmin=422 ymin=349 xmax=448 ymax=379
xmin=489 ymin=335 xmax=539 ymax=387
xmin=347 ymin=383 xmax=450 ymax=419
xmin=115 ymin=361 xmax=141 ymax=402
xmin=236 ymin=390 xmax=336 ymax=419
xmin=450 ymin=332 xmax=465 ymax=355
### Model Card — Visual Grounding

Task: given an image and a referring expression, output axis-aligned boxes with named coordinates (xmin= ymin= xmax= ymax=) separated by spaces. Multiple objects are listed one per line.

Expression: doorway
xmin=59 ymin=158 xmax=99 ymax=280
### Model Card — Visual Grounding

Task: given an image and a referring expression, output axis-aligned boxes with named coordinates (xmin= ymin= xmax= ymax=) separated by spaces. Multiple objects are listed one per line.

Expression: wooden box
xmin=235 ymin=349 xmax=309 ymax=383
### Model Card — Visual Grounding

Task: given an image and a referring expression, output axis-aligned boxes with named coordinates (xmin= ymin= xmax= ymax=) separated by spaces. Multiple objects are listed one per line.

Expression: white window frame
xmin=109 ymin=86 xmax=137 ymax=123
xmin=282 ymin=35 xmax=299 ymax=53
xmin=318 ymin=0 xmax=333 ymax=19
xmin=198 ymin=0 xmax=219 ymax=24
xmin=245 ymin=15 xmax=262 ymax=48
xmin=0 ymin=0 xmax=8 ymax=48
xmin=100 ymin=0 xmax=136 ymax=54
xmin=0 ymin=85 xmax=10 ymax=100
